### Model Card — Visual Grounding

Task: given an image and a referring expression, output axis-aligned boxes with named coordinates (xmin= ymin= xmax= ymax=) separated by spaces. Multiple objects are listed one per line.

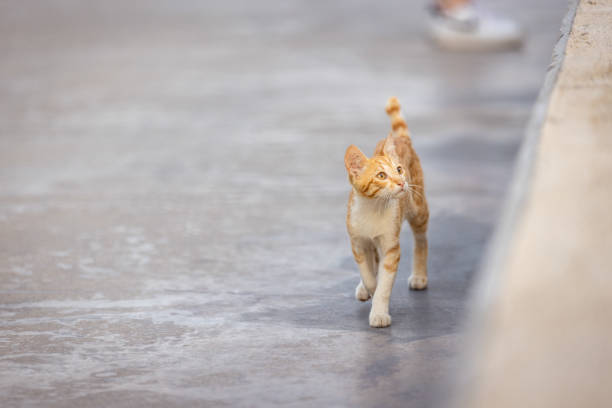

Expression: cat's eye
xmin=397 ymin=166 xmax=403 ymax=174
xmin=377 ymin=172 xmax=387 ymax=179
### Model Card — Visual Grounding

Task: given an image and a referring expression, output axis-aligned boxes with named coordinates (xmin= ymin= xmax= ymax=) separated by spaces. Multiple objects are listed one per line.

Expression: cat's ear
xmin=383 ymin=135 xmax=400 ymax=162
xmin=344 ymin=145 xmax=367 ymax=179
xmin=373 ymin=136 xmax=387 ymax=156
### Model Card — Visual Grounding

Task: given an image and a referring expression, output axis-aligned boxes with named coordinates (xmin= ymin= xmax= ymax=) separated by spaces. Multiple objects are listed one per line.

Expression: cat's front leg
xmin=351 ymin=241 xmax=377 ymax=301
xmin=369 ymin=240 xmax=400 ymax=328
xmin=355 ymin=280 xmax=371 ymax=301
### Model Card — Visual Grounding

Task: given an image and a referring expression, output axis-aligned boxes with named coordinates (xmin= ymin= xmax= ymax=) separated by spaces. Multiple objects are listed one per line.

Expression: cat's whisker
xmin=406 ymin=187 xmax=424 ymax=200
xmin=410 ymin=191 xmax=424 ymax=200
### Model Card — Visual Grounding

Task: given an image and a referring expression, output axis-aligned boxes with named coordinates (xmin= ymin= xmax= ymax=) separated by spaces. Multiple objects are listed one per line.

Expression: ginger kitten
xmin=345 ymin=97 xmax=429 ymax=328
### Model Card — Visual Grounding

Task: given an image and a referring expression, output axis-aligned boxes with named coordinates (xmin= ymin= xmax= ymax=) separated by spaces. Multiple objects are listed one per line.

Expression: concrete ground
xmin=0 ymin=1 xmax=566 ymax=407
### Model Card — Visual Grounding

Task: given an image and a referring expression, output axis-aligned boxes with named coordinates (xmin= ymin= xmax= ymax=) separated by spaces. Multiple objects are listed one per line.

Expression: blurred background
xmin=0 ymin=1 xmax=567 ymax=407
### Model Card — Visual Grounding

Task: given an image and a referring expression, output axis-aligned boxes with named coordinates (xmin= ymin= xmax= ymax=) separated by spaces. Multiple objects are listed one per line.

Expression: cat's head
xmin=344 ymin=139 xmax=408 ymax=199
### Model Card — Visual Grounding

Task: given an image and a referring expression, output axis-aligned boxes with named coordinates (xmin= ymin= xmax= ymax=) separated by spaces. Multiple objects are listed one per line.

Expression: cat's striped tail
xmin=385 ymin=97 xmax=410 ymax=138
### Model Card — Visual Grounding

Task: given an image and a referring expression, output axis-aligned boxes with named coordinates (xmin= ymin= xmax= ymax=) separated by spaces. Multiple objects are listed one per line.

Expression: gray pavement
xmin=0 ymin=1 xmax=566 ymax=407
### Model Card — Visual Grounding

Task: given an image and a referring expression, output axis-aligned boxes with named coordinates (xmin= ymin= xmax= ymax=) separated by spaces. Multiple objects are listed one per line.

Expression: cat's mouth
xmin=393 ymin=183 xmax=410 ymax=197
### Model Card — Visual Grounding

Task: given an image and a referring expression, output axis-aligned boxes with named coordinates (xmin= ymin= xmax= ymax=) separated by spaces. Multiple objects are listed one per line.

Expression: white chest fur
xmin=349 ymin=194 xmax=400 ymax=239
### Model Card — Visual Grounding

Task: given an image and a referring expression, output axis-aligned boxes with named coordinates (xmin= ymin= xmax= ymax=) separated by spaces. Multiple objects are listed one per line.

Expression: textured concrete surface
xmin=456 ymin=1 xmax=612 ymax=407
xmin=0 ymin=1 xmax=565 ymax=407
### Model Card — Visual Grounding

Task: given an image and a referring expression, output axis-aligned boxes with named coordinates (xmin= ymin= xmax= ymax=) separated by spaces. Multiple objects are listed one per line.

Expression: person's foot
xmin=428 ymin=3 xmax=524 ymax=51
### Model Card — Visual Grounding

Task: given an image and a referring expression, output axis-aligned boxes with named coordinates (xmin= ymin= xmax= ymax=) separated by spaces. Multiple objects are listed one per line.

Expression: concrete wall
xmin=455 ymin=1 xmax=612 ymax=406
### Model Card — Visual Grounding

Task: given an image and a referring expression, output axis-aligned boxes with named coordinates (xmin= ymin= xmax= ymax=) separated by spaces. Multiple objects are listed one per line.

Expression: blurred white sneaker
xmin=428 ymin=4 xmax=524 ymax=51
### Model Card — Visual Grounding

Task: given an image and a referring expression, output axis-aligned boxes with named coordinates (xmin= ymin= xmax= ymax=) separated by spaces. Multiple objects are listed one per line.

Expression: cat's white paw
xmin=355 ymin=282 xmax=371 ymax=301
xmin=409 ymin=275 xmax=428 ymax=290
xmin=369 ymin=312 xmax=391 ymax=328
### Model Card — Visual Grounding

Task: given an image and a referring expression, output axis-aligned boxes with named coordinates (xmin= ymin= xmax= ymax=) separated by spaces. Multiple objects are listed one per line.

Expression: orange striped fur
xmin=345 ymin=97 xmax=429 ymax=328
